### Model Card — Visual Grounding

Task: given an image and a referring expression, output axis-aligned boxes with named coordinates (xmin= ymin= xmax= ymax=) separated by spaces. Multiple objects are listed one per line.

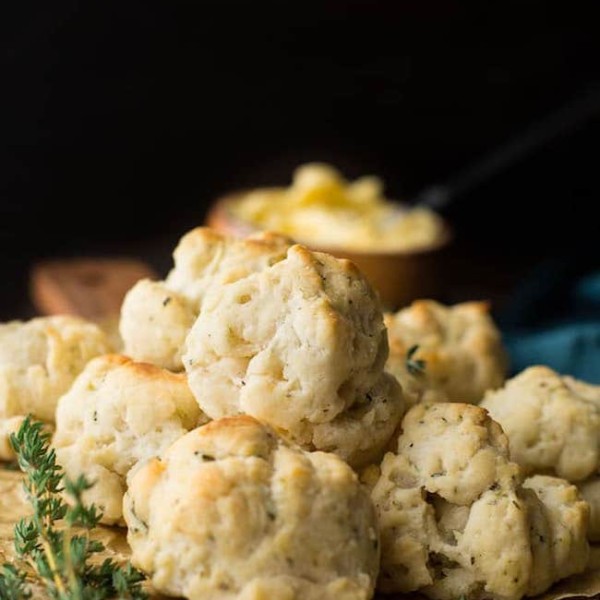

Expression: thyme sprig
xmin=406 ymin=344 xmax=426 ymax=377
xmin=0 ymin=416 xmax=147 ymax=599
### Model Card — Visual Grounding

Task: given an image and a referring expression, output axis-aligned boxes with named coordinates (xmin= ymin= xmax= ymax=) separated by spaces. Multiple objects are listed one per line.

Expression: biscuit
xmin=120 ymin=228 xmax=291 ymax=371
xmin=165 ymin=227 xmax=291 ymax=304
xmin=52 ymin=354 xmax=206 ymax=525
xmin=523 ymin=475 xmax=589 ymax=583
xmin=123 ymin=416 xmax=380 ymax=600
xmin=184 ymin=244 xmax=404 ymax=468
xmin=372 ymin=403 xmax=588 ymax=600
xmin=120 ymin=281 xmax=196 ymax=372
xmin=385 ymin=300 xmax=508 ymax=406
xmin=577 ymin=476 xmax=600 ymax=541
xmin=394 ymin=402 xmax=519 ymax=505
xmin=481 ymin=366 xmax=600 ymax=481
xmin=0 ymin=316 xmax=111 ymax=459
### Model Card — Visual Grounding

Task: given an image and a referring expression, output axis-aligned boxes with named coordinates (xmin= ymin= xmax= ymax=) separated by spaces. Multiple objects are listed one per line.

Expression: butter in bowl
xmin=206 ymin=163 xmax=452 ymax=309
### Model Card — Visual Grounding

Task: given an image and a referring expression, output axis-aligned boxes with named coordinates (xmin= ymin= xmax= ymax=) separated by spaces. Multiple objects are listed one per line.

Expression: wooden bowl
xmin=206 ymin=194 xmax=453 ymax=310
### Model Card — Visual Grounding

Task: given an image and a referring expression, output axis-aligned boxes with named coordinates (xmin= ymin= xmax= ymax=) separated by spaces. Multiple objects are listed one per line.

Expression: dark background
xmin=1 ymin=0 xmax=598 ymax=322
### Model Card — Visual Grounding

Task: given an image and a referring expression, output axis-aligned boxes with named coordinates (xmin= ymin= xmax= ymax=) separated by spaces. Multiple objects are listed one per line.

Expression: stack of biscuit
xmin=0 ymin=226 xmax=596 ymax=600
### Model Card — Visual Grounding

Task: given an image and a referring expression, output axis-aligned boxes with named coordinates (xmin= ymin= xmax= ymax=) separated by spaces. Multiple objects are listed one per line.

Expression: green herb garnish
xmin=0 ymin=416 xmax=147 ymax=599
xmin=406 ymin=344 xmax=426 ymax=376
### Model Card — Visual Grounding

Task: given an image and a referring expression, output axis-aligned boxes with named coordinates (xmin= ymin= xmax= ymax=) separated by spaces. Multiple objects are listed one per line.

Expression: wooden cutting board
xmin=30 ymin=258 xmax=157 ymax=322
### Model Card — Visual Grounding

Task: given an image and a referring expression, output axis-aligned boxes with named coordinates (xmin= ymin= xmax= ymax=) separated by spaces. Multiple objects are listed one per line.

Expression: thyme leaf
xmin=406 ymin=344 xmax=426 ymax=376
xmin=0 ymin=416 xmax=147 ymax=599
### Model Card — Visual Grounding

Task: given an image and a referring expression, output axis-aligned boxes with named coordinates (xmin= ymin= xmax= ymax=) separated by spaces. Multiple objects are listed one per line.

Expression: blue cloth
xmin=500 ymin=269 xmax=600 ymax=383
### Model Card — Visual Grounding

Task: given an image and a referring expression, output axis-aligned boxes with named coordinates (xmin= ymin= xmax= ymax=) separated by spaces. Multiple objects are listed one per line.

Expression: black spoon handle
xmin=414 ymin=84 xmax=600 ymax=210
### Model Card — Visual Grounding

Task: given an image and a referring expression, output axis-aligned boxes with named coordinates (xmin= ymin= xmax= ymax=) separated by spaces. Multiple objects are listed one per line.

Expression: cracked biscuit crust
xmin=0 ymin=316 xmax=112 ymax=460
xmin=120 ymin=228 xmax=291 ymax=371
xmin=481 ymin=366 xmax=600 ymax=482
xmin=124 ymin=416 xmax=379 ymax=600
xmin=578 ymin=476 xmax=600 ymax=541
xmin=183 ymin=244 xmax=404 ymax=468
xmin=523 ymin=475 xmax=589 ymax=583
xmin=52 ymin=354 xmax=206 ymax=524
xmin=385 ymin=300 xmax=507 ymax=406
xmin=372 ymin=403 xmax=588 ymax=600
